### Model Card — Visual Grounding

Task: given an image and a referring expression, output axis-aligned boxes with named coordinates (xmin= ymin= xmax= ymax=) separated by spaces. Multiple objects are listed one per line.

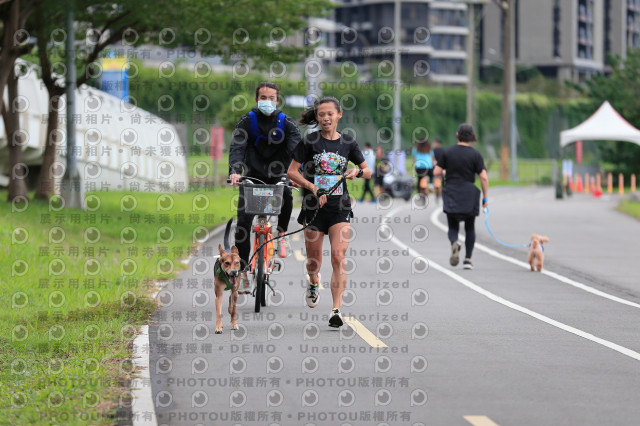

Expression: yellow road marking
xmin=294 ymin=249 xmax=305 ymax=262
xmin=344 ymin=316 xmax=388 ymax=348
xmin=292 ymin=233 xmax=301 ymax=242
xmin=464 ymin=416 xmax=500 ymax=426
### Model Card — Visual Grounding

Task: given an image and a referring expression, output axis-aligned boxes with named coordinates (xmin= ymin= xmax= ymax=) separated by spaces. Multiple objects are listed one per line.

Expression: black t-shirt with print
xmin=292 ymin=132 xmax=365 ymax=211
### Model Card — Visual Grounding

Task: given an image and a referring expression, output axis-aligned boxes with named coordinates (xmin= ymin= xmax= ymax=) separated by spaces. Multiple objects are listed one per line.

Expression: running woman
xmin=287 ymin=97 xmax=372 ymax=328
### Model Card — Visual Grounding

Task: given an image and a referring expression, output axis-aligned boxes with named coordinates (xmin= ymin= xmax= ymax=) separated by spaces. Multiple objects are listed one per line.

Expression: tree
xmin=0 ymin=0 xmax=37 ymax=201
xmin=29 ymin=0 xmax=332 ymax=200
xmin=579 ymin=48 xmax=640 ymax=175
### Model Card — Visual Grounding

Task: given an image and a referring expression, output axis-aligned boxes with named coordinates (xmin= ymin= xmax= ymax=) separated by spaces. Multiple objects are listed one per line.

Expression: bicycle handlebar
xmin=227 ymin=176 xmax=300 ymax=191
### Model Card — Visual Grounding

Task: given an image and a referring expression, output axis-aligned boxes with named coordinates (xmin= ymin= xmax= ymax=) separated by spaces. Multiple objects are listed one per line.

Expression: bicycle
xmin=231 ymin=176 xmax=295 ymax=313
xmin=229 ymin=171 xmax=344 ymax=312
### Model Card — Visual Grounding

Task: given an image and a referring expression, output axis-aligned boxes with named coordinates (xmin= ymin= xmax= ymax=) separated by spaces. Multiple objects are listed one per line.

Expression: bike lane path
xmin=145 ymin=209 xmax=431 ymax=426
xmin=142 ymin=187 xmax=640 ymax=426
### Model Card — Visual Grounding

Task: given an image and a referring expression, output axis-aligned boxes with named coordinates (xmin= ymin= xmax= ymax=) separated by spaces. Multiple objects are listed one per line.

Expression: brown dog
xmin=214 ymin=243 xmax=241 ymax=333
xmin=528 ymin=234 xmax=549 ymax=272
xmin=214 ymin=218 xmax=242 ymax=334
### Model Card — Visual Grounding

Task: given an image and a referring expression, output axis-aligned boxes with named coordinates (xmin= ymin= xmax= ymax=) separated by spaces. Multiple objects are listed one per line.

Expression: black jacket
xmin=228 ymin=106 xmax=302 ymax=183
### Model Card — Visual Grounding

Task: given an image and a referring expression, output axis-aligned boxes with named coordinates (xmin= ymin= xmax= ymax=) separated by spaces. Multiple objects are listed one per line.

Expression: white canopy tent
xmin=560 ymin=101 xmax=640 ymax=148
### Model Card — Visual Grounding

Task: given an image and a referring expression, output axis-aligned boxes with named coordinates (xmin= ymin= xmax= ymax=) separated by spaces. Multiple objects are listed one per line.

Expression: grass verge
xmin=618 ymin=199 xmax=640 ymax=220
xmin=1 ymin=187 xmax=236 ymax=425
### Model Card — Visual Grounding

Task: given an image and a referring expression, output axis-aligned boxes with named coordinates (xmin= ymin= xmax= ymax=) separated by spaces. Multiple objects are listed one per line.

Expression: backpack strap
xmin=248 ymin=111 xmax=263 ymax=146
xmin=276 ymin=112 xmax=286 ymax=133
xmin=248 ymin=110 xmax=287 ymax=146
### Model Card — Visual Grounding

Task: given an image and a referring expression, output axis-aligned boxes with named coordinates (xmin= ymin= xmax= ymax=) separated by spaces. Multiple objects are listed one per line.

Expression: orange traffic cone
xmin=584 ymin=173 xmax=590 ymax=193
xmin=575 ymin=175 xmax=584 ymax=193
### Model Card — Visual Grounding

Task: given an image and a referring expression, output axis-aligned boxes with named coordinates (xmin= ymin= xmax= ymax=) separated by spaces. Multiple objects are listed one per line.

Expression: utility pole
xmin=61 ymin=0 xmax=84 ymax=208
xmin=392 ymin=0 xmax=402 ymax=168
xmin=499 ymin=0 xmax=514 ymax=181
xmin=463 ymin=0 xmax=490 ymax=129
xmin=466 ymin=3 xmax=476 ymax=128
xmin=508 ymin=0 xmax=517 ymax=182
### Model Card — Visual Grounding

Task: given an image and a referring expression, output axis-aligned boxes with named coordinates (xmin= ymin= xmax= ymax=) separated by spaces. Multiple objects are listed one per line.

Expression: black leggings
xmin=360 ymin=178 xmax=375 ymax=201
xmin=235 ymin=185 xmax=293 ymax=266
xmin=446 ymin=213 xmax=476 ymax=259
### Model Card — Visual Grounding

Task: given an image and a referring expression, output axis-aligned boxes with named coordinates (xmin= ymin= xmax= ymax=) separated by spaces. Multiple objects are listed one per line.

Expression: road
xmin=145 ymin=186 xmax=640 ymax=426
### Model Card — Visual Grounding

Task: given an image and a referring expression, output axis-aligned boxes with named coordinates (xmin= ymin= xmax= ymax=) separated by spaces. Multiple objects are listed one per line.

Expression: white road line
xmin=429 ymin=208 xmax=640 ymax=309
xmin=294 ymin=248 xmax=305 ymax=262
xmin=381 ymin=208 xmax=640 ymax=362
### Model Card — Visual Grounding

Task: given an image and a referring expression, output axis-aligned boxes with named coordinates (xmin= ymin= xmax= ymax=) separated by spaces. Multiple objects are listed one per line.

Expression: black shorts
xmin=297 ymin=208 xmax=352 ymax=234
xmin=415 ymin=167 xmax=433 ymax=182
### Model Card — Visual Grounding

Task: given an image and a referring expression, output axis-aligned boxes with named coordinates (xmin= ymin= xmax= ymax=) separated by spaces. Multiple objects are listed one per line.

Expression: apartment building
xmin=606 ymin=0 xmax=640 ymax=60
xmin=331 ymin=0 xmax=471 ymax=84
xmin=481 ymin=0 xmax=640 ymax=83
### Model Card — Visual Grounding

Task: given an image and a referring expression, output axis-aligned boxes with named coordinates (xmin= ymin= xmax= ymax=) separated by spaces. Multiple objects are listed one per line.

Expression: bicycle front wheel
xmin=255 ymin=234 xmax=265 ymax=313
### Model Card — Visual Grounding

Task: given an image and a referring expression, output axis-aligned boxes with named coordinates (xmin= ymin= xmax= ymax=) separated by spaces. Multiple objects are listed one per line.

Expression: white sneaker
xmin=305 ymin=273 xmax=320 ymax=308
xmin=278 ymin=233 xmax=291 ymax=258
xmin=329 ymin=308 xmax=344 ymax=328
xmin=450 ymin=241 xmax=461 ymax=266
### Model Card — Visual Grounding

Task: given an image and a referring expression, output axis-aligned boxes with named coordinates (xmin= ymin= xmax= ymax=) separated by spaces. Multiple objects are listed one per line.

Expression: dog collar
xmin=214 ymin=259 xmax=234 ymax=291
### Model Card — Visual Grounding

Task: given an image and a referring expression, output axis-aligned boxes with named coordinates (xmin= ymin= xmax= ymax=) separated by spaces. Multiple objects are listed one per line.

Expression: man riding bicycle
xmin=228 ymin=82 xmax=302 ymax=293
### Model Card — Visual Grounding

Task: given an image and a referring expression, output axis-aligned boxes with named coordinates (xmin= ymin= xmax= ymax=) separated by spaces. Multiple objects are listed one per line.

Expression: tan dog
xmin=528 ymin=234 xmax=549 ymax=272
xmin=214 ymin=218 xmax=242 ymax=334
xmin=214 ymin=244 xmax=241 ymax=333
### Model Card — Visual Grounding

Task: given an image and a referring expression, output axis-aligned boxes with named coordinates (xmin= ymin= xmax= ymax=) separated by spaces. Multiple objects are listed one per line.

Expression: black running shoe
xmin=329 ymin=308 xmax=344 ymax=328
xmin=463 ymin=260 xmax=474 ymax=270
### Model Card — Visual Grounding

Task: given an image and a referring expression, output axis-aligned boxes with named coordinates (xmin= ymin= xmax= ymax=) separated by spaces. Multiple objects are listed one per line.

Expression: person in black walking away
xmin=228 ymin=82 xmax=302 ymax=292
xmin=374 ymin=146 xmax=389 ymax=196
xmin=434 ymin=124 xmax=489 ymax=270
xmin=287 ymin=96 xmax=372 ymax=328
xmin=360 ymin=142 xmax=376 ymax=202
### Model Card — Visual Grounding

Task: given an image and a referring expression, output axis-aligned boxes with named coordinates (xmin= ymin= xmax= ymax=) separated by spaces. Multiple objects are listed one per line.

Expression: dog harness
xmin=528 ymin=242 xmax=544 ymax=252
xmin=214 ymin=259 xmax=234 ymax=291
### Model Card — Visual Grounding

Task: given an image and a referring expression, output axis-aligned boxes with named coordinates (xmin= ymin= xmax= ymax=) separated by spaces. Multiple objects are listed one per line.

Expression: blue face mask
xmin=257 ymin=100 xmax=277 ymax=115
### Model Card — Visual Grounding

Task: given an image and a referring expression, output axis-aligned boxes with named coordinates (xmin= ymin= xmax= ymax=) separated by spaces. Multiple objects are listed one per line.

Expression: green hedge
xmin=129 ymin=62 xmax=592 ymax=159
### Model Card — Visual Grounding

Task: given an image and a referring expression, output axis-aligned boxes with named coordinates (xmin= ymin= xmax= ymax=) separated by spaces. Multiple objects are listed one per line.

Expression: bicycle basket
xmin=242 ymin=183 xmax=284 ymax=215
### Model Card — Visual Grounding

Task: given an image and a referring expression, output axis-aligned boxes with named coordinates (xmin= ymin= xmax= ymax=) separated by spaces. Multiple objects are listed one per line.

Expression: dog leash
xmin=483 ymin=207 xmax=529 ymax=248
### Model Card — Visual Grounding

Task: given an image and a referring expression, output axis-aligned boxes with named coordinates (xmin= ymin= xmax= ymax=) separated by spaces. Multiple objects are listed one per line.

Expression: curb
xmin=131 ymin=325 xmax=156 ymax=426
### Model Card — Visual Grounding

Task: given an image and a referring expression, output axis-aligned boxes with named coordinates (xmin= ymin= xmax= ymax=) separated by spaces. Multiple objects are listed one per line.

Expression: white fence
xmin=0 ymin=61 xmax=188 ymax=193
